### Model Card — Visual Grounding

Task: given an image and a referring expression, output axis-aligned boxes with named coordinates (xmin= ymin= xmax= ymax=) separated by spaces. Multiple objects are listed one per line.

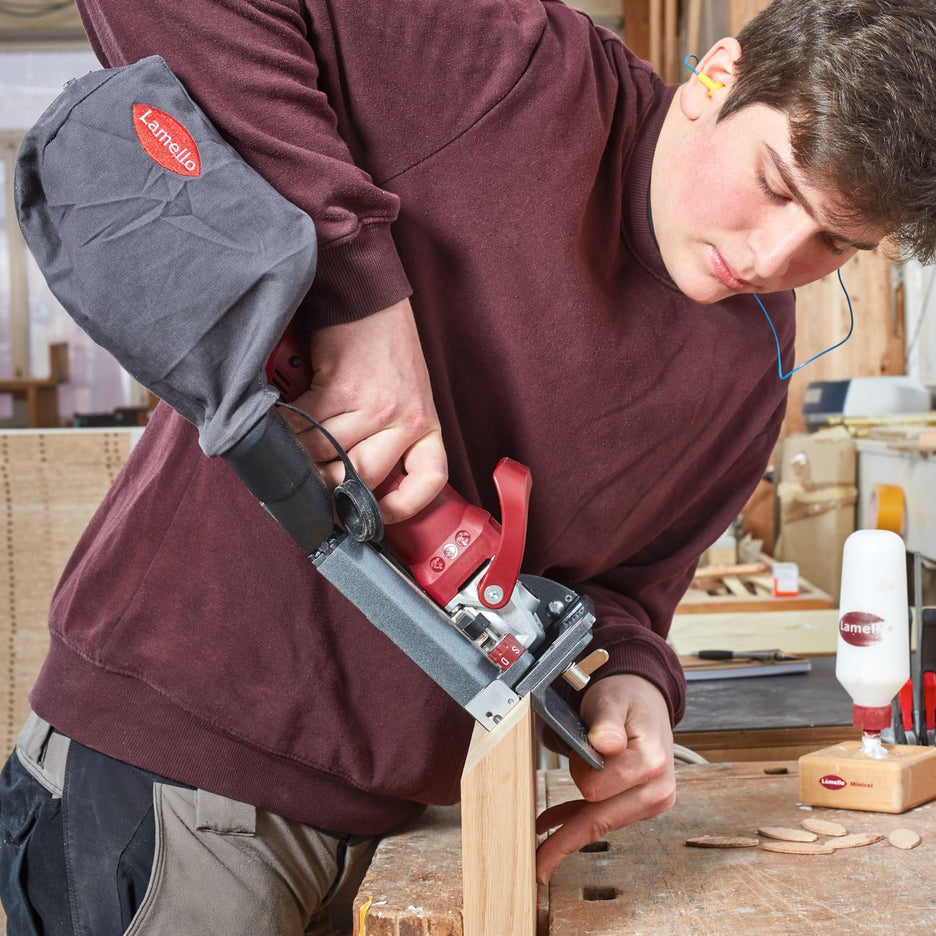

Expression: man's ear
xmin=680 ymin=37 xmax=742 ymax=120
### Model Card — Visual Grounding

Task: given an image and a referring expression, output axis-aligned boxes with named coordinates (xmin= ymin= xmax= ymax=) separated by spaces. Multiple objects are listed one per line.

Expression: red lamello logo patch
xmin=819 ymin=775 xmax=846 ymax=790
xmin=838 ymin=611 xmax=885 ymax=647
xmin=133 ymin=104 xmax=201 ymax=177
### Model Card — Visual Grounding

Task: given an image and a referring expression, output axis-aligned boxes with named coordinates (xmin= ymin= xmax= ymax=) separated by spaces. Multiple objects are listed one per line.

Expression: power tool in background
xmin=15 ymin=55 xmax=605 ymax=770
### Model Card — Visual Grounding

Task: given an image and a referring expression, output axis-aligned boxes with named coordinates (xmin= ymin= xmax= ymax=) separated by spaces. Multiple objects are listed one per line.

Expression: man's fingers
xmin=572 ymin=738 xmax=672 ymax=803
xmin=535 ymin=782 xmax=675 ymax=884
xmin=378 ymin=433 xmax=447 ymax=522
xmin=535 ymin=799 xmax=586 ymax=836
xmin=588 ymin=721 xmax=628 ymax=759
xmin=536 ymin=798 xmax=624 ymax=886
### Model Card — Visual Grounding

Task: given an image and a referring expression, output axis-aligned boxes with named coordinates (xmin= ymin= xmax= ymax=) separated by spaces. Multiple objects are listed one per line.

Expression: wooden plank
xmin=685 ymin=0 xmax=703 ymax=56
xmin=461 ymin=695 xmax=537 ymax=936
xmin=676 ymin=725 xmax=861 ymax=763
xmin=677 ymin=574 xmax=834 ymax=615
xmin=668 ymin=608 xmax=841 ymax=656
xmin=729 ymin=0 xmax=772 ymax=34
xmin=353 ymin=741 xmax=548 ymax=936
xmin=621 ymin=1 xmax=651 ymax=61
xmin=3 ymin=140 xmax=27 ymax=380
xmin=693 ymin=562 xmax=769 ymax=580
xmin=547 ymin=761 xmax=936 ymax=934
xmin=662 ymin=0 xmax=678 ymax=84
xmin=648 ymin=0 xmax=661 ymax=71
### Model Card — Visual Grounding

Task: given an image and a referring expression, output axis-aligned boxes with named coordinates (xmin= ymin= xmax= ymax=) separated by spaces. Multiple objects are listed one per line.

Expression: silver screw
xmin=548 ymin=600 xmax=565 ymax=617
xmin=484 ymin=585 xmax=504 ymax=605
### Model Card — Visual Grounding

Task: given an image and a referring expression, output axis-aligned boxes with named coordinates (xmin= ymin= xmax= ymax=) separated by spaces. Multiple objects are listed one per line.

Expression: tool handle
xmin=375 ymin=467 xmax=501 ymax=606
xmin=376 ymin=460 xmax=531 ymax=608
xmin=697 ymin=650 xmax=734 ymax=660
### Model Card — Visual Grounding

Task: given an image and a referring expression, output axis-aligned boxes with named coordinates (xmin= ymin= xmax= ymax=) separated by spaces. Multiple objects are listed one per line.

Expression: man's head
xmin=725 ymin=0 xmax=936 ymax=264
xmin=651 ymin=0 xmax=936 ymax=303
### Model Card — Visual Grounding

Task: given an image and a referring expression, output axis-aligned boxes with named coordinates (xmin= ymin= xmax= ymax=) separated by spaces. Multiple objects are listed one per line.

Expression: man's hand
xmin=282 ymin=298 xmax=448 ymax=522
xmin=535 ymin=674 xmax=676 ymax=884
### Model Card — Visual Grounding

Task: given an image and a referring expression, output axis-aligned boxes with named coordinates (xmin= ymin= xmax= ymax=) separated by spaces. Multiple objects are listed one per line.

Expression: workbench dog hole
xmin=579 ymin=840 xmax=610 ymax=853
xmin=582 ymin=886 xmax=620 ymax=901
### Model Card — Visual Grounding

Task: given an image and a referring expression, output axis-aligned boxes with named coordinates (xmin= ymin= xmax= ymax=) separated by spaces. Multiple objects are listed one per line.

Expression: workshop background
xmin=1 ymin=3 xmax=935 ymax=934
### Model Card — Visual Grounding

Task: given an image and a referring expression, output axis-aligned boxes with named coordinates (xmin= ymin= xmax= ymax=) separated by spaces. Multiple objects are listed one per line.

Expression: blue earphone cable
xmin=754 ymin=268 xmax=854 ymax=380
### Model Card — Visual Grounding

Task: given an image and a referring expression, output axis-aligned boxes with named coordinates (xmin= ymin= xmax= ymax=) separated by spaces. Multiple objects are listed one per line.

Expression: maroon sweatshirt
xmin=37 ymin=0 xmax=794 ymax=835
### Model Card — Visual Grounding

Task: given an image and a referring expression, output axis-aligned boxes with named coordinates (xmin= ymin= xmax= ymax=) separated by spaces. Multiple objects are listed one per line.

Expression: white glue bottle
xmin=836 ymin=529 xmax=909 ymax=759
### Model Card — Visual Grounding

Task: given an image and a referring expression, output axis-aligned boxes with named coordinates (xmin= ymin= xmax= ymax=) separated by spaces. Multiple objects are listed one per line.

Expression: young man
xmin=2 ymin=1 xmax=935 ymax=932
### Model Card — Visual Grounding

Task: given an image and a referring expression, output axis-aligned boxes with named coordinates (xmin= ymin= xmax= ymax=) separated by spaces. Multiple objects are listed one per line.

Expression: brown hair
xmin=720 ymin=0 xmax=936 ymax=261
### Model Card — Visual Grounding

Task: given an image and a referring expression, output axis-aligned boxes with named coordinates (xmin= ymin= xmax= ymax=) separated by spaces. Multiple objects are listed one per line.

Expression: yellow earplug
xmin=684 ymin=55 xmax=724 ymax=97
xmin=695 ymin=72 xmax=724 ymax=96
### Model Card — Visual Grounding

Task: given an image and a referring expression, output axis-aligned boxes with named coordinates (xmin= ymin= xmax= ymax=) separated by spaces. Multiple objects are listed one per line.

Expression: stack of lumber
xmin=677 ymin=561 xmax=834 ymax=615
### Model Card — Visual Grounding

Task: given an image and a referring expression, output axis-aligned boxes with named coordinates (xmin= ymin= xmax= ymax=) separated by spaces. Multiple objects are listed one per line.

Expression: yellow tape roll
xmin=868 ymin=482 xmax=905 ymax=534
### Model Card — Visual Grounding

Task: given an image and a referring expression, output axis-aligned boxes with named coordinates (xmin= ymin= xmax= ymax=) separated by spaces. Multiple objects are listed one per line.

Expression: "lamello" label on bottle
xmin=133 ymin=104 xmax=201 ymax=177
xmin=838 ymin=611 xmax=885 ymax=647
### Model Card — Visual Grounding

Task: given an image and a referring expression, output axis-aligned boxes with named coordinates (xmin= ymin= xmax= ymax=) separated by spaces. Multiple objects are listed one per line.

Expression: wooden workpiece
xmin=460 ymin=695 xmax=537 ymax=936
xmin=354 ymin=761 xmax=936 ymax=935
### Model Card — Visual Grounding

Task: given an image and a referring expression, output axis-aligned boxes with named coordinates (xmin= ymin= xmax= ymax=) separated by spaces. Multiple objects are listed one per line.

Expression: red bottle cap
xmin=853 ymin=704 xmax=892 ymax=731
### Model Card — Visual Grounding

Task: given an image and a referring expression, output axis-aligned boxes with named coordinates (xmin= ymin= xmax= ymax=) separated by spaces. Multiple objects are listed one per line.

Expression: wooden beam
xmin=686 ymin=0 xmax=703 ymax=57
xmin=460 ymin=695 xmax=537 ymax=936
xmin=622 ymin=0 xmax=652 ymax=61
xmin=663 ymin=0 xmax=678 ymax=84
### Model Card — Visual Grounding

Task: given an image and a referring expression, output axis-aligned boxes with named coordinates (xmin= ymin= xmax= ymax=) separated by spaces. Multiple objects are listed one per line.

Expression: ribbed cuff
xmin=298 ymin=221 xmax=413 ymax=326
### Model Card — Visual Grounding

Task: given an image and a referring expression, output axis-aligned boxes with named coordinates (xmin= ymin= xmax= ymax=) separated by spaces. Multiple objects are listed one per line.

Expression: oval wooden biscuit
xmin=757 ymin=826 xmax=818 ymax=842
xmin=686 ymin=835 xmax=760 ymax=848
xmin=761 ymin=841 xmax=835 ymax=855
xmin=887 ymin=828 xmax=921 ymax=850
xmin=801 ymin=818 xmax=848 ymax=837
xmin=828 ymin=832 xmax=884 ymax=850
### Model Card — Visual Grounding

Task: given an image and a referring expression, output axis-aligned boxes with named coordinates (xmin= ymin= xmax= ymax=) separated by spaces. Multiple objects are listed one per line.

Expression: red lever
xmin=899 ymin=678 xmax=914 ymax=731
xmin=477 ymin=458 xmax=531 ymax=610
xmin=925 ymin=671 xmax=935 ymax=731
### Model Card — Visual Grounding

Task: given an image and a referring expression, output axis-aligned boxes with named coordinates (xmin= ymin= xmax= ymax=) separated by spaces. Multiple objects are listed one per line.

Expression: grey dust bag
xmin=15 ymin=54 xmax=317 ymax=457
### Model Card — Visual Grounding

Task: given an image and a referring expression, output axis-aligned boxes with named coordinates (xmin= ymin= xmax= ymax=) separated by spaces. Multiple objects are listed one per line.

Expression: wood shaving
xmin=801 ymin=818 xmax=848 ymax=837
xmin=757 ymin=826 xmax=818 ymax=842
xmin=827 ymin=832 xmax=884 ymax=850
xmin=685 ymin=835 xmax=760 ymax=849
xmin=761 ymin=841 xmax=835 ymax=855
xmin=887 ymin=828 xmax=921 ymax=850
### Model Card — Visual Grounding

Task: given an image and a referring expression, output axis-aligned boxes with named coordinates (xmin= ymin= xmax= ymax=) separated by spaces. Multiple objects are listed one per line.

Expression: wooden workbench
xmin=354 ymin=761 xmax=936 ymax=935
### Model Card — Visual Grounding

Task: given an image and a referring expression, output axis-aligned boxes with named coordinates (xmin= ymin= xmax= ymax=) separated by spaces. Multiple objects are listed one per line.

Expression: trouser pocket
xmin=0 ymin=744 xmax=71 ymax=936
xmin=1 ymin=714 xmax=160 ymax=936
